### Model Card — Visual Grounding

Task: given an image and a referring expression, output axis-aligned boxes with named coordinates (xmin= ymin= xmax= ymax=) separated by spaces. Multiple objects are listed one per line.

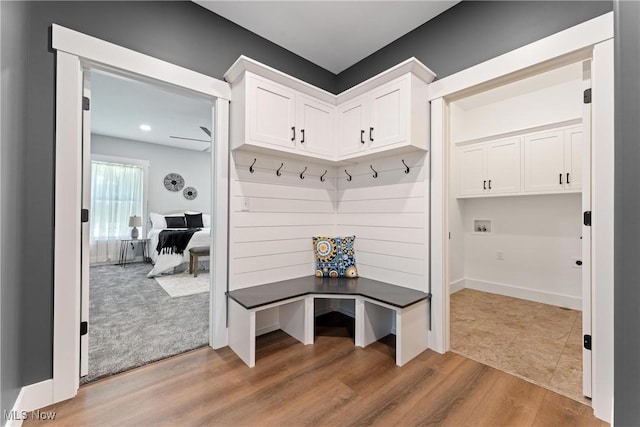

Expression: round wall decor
xmin=163 ymin=173 xmax=184 ymax=192
xmin=183 ymin=186 xmax=198 ymax=200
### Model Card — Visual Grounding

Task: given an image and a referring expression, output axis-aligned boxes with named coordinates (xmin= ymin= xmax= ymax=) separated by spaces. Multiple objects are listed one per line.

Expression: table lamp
xmin=129 ymin=215 xmax=142 ymax=239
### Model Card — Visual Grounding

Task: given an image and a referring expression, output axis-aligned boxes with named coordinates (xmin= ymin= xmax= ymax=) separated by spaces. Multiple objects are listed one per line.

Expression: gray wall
xmin=614 ymin=1 xmax=640 ymax=424
xmin=336 ymin=1 xmax=613 ymax=91
xmin=22 ymin=0 xmax=336 ymax=386
xmin=1 ymin=0 xmax=30 ymax=418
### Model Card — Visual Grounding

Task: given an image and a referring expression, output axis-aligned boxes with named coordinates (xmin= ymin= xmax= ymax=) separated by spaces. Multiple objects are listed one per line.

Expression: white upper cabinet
xmin=457 ymin=124 xmax=582 ymax=198
xmin=296 ymin=94 xmax=334 ymax=158
xmin=337 ymin=75 xmax=428 ymax=161
xmin=247 ymin=74 xmax=297 ymax=150
xmin=225 ymin=56 xmax=436 ymax=163
xmin=458 ymin=137 xmax=521 ymax=197
xmin=337 ymin=95 xmax=369 ymax=157
xmin=524 ymin=127 xmax=582 ymax=193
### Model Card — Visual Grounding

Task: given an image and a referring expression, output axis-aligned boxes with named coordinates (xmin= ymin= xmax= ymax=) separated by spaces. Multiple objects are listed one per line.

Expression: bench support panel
xmin=228 ymin=298 xmax=256 ymax=367
xmin=279 ymin=298 xmax=308 ymax=344
xmin=396 ymin=300 xmax=429 ymax=366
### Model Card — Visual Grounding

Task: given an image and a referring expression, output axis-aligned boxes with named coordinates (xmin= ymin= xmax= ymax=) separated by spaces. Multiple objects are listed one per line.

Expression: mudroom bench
xmin=227 ymin=276 xmax=431 ymax=367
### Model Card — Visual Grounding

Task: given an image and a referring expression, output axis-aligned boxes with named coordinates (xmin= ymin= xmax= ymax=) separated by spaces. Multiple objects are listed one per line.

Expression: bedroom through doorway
xmin=80 ymin=69 xmax=214 ymax=384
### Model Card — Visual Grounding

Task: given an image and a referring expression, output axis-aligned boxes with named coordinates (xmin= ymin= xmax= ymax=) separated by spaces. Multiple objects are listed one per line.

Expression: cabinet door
xmin=524 ymin=130 xmax=565 ymax=193
xmin=247 ymin=75 xmax=296 ymax=150
xmin=458 ymin=145 xmax=487 ymax=197
xmin=564 ymin=127 xmax=583 ymax=191
xmin=337 ymin=96 xmax=368 ymax=156
xmin=296 ymin=94 xmax=334 ymax=157
xmin=369 ymin=77 xmax=409 ymax=148
xmin=486 ymin=138 xmax=521 ymax=194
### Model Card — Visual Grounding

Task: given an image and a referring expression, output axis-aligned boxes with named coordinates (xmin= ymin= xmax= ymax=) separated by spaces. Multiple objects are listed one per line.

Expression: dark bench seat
xmin=227 ymin=276 xmax=431 ymax=368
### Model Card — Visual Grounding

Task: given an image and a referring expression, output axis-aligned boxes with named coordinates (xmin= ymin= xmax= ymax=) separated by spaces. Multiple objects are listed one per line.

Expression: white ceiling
xmin=194 ymin=1 xmax=460 ymax=74
xmin=91 ymin=71 xmax=213 ymax=151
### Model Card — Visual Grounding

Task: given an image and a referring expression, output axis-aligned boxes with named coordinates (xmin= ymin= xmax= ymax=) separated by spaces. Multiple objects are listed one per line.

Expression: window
xmin=90 ymin=160 xmax=145 ymax=240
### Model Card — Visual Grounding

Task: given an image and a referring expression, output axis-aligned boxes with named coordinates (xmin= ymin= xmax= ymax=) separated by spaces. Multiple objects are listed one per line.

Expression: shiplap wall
xmin=336 ymin=152 xmax=429 ymax=292
xmin=229 ymin=151 xmax=337 ymax=290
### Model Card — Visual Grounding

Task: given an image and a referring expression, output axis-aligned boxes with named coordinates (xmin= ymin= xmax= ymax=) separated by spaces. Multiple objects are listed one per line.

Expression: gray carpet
xmin=82 ymin=263 xmax=209 ymax=384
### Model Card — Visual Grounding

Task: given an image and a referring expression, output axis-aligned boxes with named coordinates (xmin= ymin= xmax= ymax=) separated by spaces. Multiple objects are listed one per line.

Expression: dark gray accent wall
xmin=23 ymin=0 xmax=336 ymax=385
xmin=614 ymin=1 xmax=640 ymax=425
xmin=1 ymin=0 xmax=30 ymax=417
xmin=336 ymin=1 xmax=613 ymax=92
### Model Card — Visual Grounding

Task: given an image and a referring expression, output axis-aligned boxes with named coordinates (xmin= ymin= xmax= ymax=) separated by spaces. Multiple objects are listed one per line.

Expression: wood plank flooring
xmin=26 ymin=329 xmax=607 ymax=427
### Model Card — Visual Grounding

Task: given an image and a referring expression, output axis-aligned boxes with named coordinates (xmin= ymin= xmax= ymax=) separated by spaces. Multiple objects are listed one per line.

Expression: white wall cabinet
xmin=457 ymin=125 xmax=582 ymax=198
xmin=225 ymin=57 xmax=436 ymax=163
xmin=458 ymin=137 xmax=521 ymax=197
xmin=232 ymin=73 xmax=335 ymax=161
xmin=524 ymin=126 xmax=582 ymax=193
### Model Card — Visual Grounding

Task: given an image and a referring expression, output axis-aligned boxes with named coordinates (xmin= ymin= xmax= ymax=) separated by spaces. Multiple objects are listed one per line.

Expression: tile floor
xmin=450 ymin=289 xmax=587 ymax=404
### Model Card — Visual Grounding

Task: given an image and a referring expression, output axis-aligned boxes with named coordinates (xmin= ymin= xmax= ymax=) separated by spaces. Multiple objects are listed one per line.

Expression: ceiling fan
xmin=169 ymin=126 xmax=212 ymax=151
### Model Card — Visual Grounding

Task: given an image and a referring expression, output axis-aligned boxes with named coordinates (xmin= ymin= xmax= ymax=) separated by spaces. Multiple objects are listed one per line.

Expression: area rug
xmin=154 ymin=272 xmax=210 ymax=297
xmin=83 ymin=264 xmax=209 ymax=384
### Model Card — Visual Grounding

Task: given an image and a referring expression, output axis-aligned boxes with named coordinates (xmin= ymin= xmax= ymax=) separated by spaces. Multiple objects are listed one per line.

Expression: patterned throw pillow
xmin=313 ymin=236 xmax=358 ymax=278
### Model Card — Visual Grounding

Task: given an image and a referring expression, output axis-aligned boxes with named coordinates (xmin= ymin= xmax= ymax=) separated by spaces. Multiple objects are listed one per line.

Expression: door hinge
xmin=584 ymin=334 xmax=592 ymax=350
xmin=449 ymin=232 xmax=451 ymax=240
xmin=584 ymin=211 xmax=592 ymax=226
xmin=583 ymin=88 xmax=592 ymax=104
xmin=80 ymin=321 xmax=88 ymax=336
xmin=82 ymin=96 xmax=90 ymax=111
xmin=81 ymin=209 xmax=89 ymax=223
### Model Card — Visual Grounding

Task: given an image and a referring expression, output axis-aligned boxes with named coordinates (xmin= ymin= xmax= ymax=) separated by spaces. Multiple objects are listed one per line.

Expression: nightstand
xmin=118 ymin=238 xmax=150 ymax=266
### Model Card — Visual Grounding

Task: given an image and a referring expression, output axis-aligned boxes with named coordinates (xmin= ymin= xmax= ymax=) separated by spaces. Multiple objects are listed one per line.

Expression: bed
xmin=146 ymin=211 xmax=212 ymax=277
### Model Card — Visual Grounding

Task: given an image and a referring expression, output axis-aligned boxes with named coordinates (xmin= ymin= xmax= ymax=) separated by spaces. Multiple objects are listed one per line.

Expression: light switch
xmin=241 ymin=198 xmax=250 ymax=211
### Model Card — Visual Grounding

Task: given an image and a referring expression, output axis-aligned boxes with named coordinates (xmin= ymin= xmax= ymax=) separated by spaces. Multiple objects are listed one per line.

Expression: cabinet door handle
xmin=361 ymin=130 xmax=365 ymax=144
xmin=291 ymin=126 xmax=296 ymax=142
xmin=488 ymin=179 xmax=492 ymax=190
xmin=559 ymin=173 xmax=563 ymax=185
xmin=483 ymin=180 xmax=487 ymax=190
xmin=566 ymin=173 xmax=570 ymax=184
xmin=300 ymin=129 xmax=305 ymax=144
xmin=370 ymin=127 xmax=374 ymax=142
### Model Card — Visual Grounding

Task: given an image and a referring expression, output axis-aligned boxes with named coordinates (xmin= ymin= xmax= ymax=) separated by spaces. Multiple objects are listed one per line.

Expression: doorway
xmin=52 ymin=24 xmax=230 ymax=403
xmin=443 ymin=60 xmax=592 ymax=403
xmin=80 ymin=69 xmax=214 ymax=383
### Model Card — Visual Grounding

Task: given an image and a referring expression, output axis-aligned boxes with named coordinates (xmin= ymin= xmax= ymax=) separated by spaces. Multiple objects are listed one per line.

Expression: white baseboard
xmin=449 ymin=278 xmax=466 ymax=294
xmin=4 ymin=380 xmax=54 ymax=427
xmin=465 ymin=278 xmax=582 ymax=310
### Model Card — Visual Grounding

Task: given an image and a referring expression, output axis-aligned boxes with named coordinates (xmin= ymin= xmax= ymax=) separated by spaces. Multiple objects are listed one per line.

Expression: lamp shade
xmin=129 ymin=215 xmax=142 ymax=227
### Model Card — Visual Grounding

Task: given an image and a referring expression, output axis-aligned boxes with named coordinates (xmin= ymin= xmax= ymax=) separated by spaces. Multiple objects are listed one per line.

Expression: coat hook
xmin=370 ymin=165 xmax=378 ymax=178
xmin=402 ymin=159 xmax=410 ymax=174
xmin=320 ymin=170 xmax=327 ymax=182
xmin=276 ymin=162 xmax=284 ymax=176
xmin=300 ymin=166 xmax=307 ymax=180
xmin=249 ymin=158 xmax=256 ymax=173
xmin=345 ymin=169 xmax=352 ymax=182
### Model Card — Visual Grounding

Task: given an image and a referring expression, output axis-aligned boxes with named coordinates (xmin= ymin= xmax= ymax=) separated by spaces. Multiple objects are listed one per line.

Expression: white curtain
xmin=90 ymin=160 xmax=144 ymax=264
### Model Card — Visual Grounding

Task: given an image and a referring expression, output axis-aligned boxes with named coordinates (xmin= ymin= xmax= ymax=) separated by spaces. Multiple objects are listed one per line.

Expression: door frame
xmin=51 ymin=25 xmax=231 ymax=404
xmin=427 ymin=12 xmax=614 ymax=422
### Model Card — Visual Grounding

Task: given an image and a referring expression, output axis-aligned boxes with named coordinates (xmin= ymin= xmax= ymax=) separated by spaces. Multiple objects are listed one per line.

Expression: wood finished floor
xmin=27 ymin=325 xmax=606 ymax=427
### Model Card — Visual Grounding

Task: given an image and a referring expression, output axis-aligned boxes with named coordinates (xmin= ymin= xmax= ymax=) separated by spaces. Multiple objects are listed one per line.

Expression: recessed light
xmin=139 ymin=124 xmax=151 ymax=131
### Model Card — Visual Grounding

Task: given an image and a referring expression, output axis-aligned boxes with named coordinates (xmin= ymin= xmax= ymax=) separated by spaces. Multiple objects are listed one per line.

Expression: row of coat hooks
xmin=248 ymin=158 xmax=411 ymax=181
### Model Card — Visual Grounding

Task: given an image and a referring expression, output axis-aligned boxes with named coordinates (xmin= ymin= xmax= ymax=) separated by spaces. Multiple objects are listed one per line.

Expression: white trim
xmin=590 ymin=38 xmax=614 ymax=422
xmin=5 ymin=380 xmax=55 ymax=427
xmin=464 ymin=278 xmax=581 ymax=310
xmin=428 ymin=12 xmax=614 ymax=101
xmin=52 ymin=25 xmax=230 ymax=101
xmin=429 ymin=12 xmax=614 ymax=423
xmin=52 ymin=26 xmax=231 ymax=408
xmin=449 ymin=278 xmax=465 ymax=294
xmin=256 ymin=324 xmax=280 ymax=337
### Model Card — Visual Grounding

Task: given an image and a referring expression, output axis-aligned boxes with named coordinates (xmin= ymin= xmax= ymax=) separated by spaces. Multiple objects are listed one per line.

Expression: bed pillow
xmin=313 ymin=236 xmax=358 ymax=278
xmin=185 ymin=213 xmax=204 ymax=228
xmin=149 ymin=212 xmax=167 ymax=229
xmin=186 ymin=211 xmax=211 ymax=227
xmin=165 ymin=216 xmax=186 ymax=228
